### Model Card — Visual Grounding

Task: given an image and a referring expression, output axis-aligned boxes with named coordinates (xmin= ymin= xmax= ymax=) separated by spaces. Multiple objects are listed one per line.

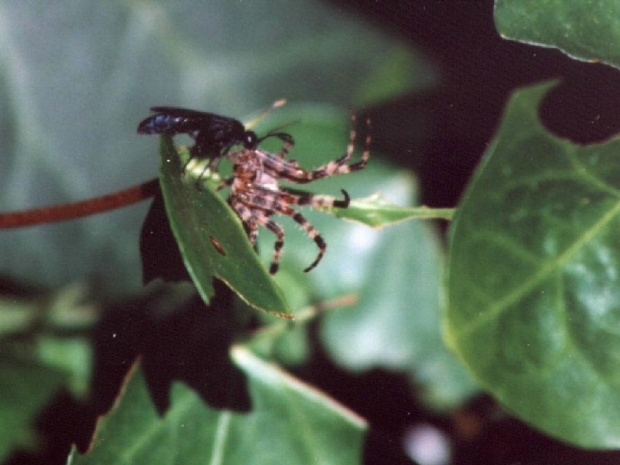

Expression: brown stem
xmin=0 ymin=179 xmax=160 ymax=229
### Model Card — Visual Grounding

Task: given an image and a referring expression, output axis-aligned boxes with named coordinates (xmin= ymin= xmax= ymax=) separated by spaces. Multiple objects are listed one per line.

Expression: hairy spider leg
xmin=249 ymin=185 xmax=351 ymax=210
xmin=274 ymin=204 xmax=326 ymax=273
xmin=265 ymin=219 xmax=285 ymax=274
xmin=229 ymin=199 xmax=285 ymax=274
xmin=256 ymin=114 xmax=371 ymax=184
xmin=248 ymin=220 xmax=259 ymax=247
xmin=273 ymin=133 xmax=294 ymax=159
xmin=229 ymin=184 xmax=336 ymax=273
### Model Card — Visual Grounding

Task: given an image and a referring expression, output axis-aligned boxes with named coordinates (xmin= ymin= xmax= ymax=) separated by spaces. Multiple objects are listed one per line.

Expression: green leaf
xmin=446 ymin=80 xmax=620 ymax=448
xmin=158 ymin=136 xmax=291 ymax=318
xmin=35 ymin=336 xmax=92 ymax=399
xmin=68 ymin=347 xmax=367 ymax=465
xmin=331 ymin=193 xmax=454 ymax=227
xmin=495 ymin=0 xmax=620 ymax=69
xmin=0 ymin=357 xmax=68 ymax=462
xmin=353 ymin=45 xmax=436 ymax=107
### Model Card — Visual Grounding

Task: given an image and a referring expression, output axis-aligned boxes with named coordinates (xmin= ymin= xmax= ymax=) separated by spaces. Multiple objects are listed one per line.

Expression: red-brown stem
xmin=0 ymin=179 xmax=160 ymax=229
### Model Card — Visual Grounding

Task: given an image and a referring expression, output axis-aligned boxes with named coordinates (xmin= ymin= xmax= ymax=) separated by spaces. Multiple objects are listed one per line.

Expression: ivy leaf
xmin=446 ymin=80 xmax=620 ymax=448
xmin=157 ymin=136 xmax=291 ymax=318
xmin=68 ymin=348 xmax=367 ymax=465
xmin=495 ymin=0 xmax=620 ymax=69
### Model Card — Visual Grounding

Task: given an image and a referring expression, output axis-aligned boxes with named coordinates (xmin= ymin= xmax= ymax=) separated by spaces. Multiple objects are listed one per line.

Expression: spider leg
xmin=229 ymin=198 xmax=283 ymax=274
xmin=277 ymin=187 xmax=351 ymax=209
xmin=248 ymin=220 xmax=259 ymax=248
xmin=215 ymin=176 xmax=234 ymax=191
xmin=273 ymin=204 xmax=326 ymax=273
xmin=247 ymin=185 xmax=351 ymax=212
xmin=274 ymin=134 xmax=294 ymax=159
xmin=264 ymin=219 xmax=285 ymax=274
xmin=257 ymin=114 xmax=371 ymax=184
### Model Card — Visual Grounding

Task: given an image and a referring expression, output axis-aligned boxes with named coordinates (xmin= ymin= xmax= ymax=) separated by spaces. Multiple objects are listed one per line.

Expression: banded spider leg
xmin=256 ymin=113 xmax=371 ymax=184
xmin=228 ymin=186 xmax=350 ymax=274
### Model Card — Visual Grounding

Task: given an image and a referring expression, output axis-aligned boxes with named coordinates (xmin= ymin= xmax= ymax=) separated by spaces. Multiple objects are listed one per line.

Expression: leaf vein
xmin=454 ymin=199 xmax=620 ymax=341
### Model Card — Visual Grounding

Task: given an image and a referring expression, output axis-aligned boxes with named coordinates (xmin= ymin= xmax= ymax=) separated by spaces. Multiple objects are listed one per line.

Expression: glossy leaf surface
xmin=446 ymin=81 xmax=620 ymax=447
xmin=68 ymin=348 xmax=367 ymax=465
xmin=495 ymin=0 xmax=620 ymax=69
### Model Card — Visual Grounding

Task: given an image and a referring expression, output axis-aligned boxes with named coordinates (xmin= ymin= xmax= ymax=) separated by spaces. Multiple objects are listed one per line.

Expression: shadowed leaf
xmin=68 ymin=348 xmax=367 ymax=465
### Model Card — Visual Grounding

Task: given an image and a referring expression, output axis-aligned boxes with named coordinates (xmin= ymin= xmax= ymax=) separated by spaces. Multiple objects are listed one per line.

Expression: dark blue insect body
xmin=138 ymin=107 xmax=259 ymax=159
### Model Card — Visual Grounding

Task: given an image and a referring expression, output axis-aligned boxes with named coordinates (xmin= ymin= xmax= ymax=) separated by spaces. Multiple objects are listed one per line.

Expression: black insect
xmin=137 ymin=106 xmax=292 ymax=163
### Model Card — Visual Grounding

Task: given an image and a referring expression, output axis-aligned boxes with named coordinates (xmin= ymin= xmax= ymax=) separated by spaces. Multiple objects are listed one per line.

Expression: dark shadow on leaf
xmin=91 ymin=280 xmax=251 ymax=420
xmin=141 ymin=282 xmax=252 ymax=414
xmin=140 ymin=189 xmax=191 ymax=284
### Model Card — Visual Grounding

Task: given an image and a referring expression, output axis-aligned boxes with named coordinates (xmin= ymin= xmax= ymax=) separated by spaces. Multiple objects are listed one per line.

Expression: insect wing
xmin=138 ymin=107 xmax=206 ymax=135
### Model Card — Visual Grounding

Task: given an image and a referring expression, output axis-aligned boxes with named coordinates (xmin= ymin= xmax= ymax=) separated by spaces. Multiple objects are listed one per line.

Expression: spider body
xmin=224 ymin=114 xmax=370 ymax=274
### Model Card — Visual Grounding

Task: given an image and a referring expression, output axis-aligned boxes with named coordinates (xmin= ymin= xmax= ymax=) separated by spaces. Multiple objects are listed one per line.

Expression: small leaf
xmin=158 ymin=136 xmax=291 ymax=318
xmin=495 ymin=0 xmax=620 ymax=69
xmin=35 ymin=336 xmax=92 ymax=399
xmin=68 ymin=348 xmax=367 ymax=465
xmin=446 ymin=80 xmax=620 ymax=447
xmin=331 ymin=192 xmax=454 ymax=227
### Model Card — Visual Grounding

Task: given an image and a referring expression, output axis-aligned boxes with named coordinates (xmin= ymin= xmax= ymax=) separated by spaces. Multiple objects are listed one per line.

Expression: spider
xmin=222 ymin=114 xmax=371 ymax=274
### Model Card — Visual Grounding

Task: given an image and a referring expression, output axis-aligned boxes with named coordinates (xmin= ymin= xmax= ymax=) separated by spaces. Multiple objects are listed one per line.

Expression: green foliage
xmin=0 ymin=288 xmax=94 ymax=462
xmin=0 ymin=358 xmax=68 ymax=462
xmin=495 ymin=0 xmax=620 ymax=69
xmin=68 ymin=348 xmax=366 ymax=465
xmin=446 ymin=81 xmax=620 ymax=448
xmin=0 ymin=1 xmax=435 ymax=463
